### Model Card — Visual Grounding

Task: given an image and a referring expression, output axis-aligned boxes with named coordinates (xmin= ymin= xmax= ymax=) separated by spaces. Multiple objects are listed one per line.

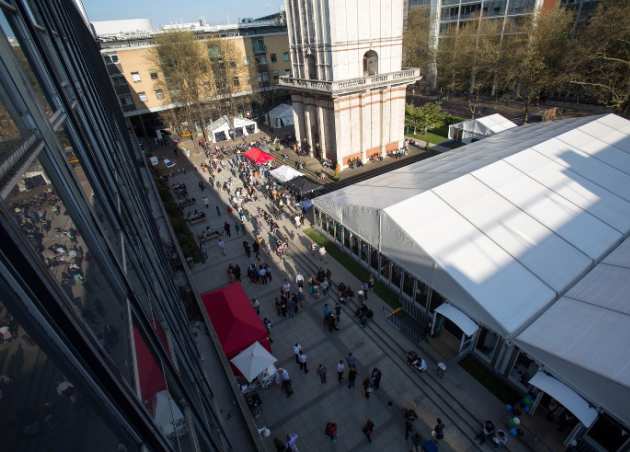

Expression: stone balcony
xmin=278 ymin=68 xmax=421 ymax=95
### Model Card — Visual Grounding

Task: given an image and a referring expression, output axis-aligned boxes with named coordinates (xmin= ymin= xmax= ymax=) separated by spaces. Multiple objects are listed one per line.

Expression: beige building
xmin=95 ymin=15 xmax=291 ymax=133
xmin=281 ymin=0 xmax=420 ymax=169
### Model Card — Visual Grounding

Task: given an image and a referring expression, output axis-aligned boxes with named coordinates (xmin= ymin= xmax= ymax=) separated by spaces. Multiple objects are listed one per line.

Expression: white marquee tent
xmin=208 ymin=116 xmax=258 ymax=143
xmin=267 ymin=103 xmax=294 ymax=129
xmin=314 ymin=113 xmax=630 ymax=426
xmin=448 ymin=113 xmax=517 ymax=143
xmin=269 ymin=165 xmax=303 ymax=183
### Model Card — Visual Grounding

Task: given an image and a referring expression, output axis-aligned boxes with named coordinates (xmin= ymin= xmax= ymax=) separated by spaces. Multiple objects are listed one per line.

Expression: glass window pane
xmin=370 ymin=248 xmax=379 ymax=271
xmin=343 ymin=227 xmax=350 ymax=248
xmin=0 ymin=11 xmax=54 ymax=116
xmin=429 ymin=290 xmax=445 ymax=312
xmin=3 ymin=153 xmax=134 ymax=386
xmin=391 ymin=263 xmax=401 ymax=287
xmin=350 ymin=235 xmax=359 ymax=255
xmin=335 ymin=222 xmax=343 ymax=242
xmin=57 ymin=127 xmax=122 ymax=261
xmin=416 ymin=280 xmax=429 ymax=305
xmin=133 ymin=322 xmax=194 ymax=450
xmin=403 ymin=272 xmax=414 ymax=297
xmin=0 ymin=297 xmax=139 ymax=452
xmin=360 ymin=240 xmax=369 ymax=262
xmin=380 ymin=255 xmax=390 ymax=280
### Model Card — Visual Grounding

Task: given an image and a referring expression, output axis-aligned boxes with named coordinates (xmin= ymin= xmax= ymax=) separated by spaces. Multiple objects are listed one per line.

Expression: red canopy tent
xmin=201 ymin=282 xmax=271 ymax=358
xmin=243 ymin=147 xmax=274 ymax=165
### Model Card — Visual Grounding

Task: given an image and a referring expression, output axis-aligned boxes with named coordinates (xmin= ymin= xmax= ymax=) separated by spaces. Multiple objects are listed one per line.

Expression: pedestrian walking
xmin=334 ymin=302 xmax=342 ymax=324
xmin=325 ymin=421 xmax=337 ymax=442
xmin=411 ymin=432 xmax=422 ymax=452
xmin=243 ymin=241 xmax=251 ymax=258
xmin=295 ymin=272 xmax=304 ymax=288
xmin=336 ymin=360 xmax=345 ymax=383
xmin=285 ymin=432 xmax=299 ymax=451
xmin=317 ymin=364 xmax=327 ymax=384
xmin=252 ymin=298 xmax=261 ymax=315
xmin=202 ymin=196 xmax=209 ymax=209
xmin=279 ymin=368 xmax=293 ymax=397
xmin=433 ymin=418 xmax=445 ymax=440
xmin=298 ymin=351 xmax=308 ymax=373
xmin=215 ymin=205 xmax=221 ymax=216
xmin=252 ymin=240 xmax=260 ymax=258
xmin=370 ymin=368 xmax=382 ymax=391
xmin=362 ymin=377 xmax=372 ymax=398
xmin=224 ymin=221 xmax=231 ymax=238
xmin=292 ymin=343 xmax=302 ymax=364
xmin=234 ymin=222 xmax=240 ymax=236
xmin=405 ymin=417 xmax=415 ymax=441
xmin=218 ymin=239 xmax=226 ymax=256
xmin=362 ymin=419 xmax=375 ymax=443
xmin=348 ymin=367 xmax=357 ymax=389
xmin=323 ymin=303 xmax=331 ymax=325
xmin=346 ymin=352 xmax=357 ymax=370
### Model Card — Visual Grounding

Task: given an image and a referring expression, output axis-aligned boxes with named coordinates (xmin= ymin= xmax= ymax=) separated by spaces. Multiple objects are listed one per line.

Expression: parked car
xmin=163 ymin=159 xmax=176 ymax=169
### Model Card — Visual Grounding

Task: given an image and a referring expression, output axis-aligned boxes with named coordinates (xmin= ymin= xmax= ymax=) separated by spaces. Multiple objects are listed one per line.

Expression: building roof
xmin=92 ymin=19 xmax=154 ymax=37
xmin=314 ymin=113 xmax=630 ymax=422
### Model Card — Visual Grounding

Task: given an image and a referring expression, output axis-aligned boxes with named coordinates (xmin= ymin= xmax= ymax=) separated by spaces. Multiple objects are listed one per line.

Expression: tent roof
xmin=201 ymin=282 xmax=269 ymax=358
xmin=316 ymin=114 xmax=630 ymax=335
xmin=314 ymin=113 xmax=630 ymax=423
xmin=270 ymin=165 xmax=303 ymax=183
xmin=208 ymin=115 xmax=256 ymax=132
xmin=244 ymin=147 xmax=274 ymax=165
xmin=471 ymin=113 xmax=518 ymax=134
xmin=230 ymin=341 xmax=277 ymax=382
xmin=516 ymin=236 xmax=630 ymax=426
xmin=285 ymin=175 xmax=323 ymax=197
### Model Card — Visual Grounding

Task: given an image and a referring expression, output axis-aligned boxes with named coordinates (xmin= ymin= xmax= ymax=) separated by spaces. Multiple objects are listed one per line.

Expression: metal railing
xmin=278 ymin=67 xmax=421 ymax=94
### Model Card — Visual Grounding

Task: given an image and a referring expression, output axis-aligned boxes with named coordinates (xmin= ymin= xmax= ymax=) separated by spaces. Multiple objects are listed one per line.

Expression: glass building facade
xmin=0 ymin=1 xmax=241 ymax=451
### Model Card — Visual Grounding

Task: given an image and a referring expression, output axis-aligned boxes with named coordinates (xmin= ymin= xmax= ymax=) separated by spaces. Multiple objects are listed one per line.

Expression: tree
xmin=152 ymin=31 xmax=211 ymax=139
xmin=569 ymin=0 xmax=630 ymax=116
xmin=415 ymin=103 xmax=448 ymax=135
xmin=403 ymin=6 xmax=435 ymax=81
xmin=502 ymin=7 xmax=575 ymax=122
xmin=405 ymin=104 xmax=419 ymax=134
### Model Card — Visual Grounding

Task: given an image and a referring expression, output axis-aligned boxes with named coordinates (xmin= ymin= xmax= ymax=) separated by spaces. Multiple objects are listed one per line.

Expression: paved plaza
xmin=154 ymin=142 xmax=561 ymax=452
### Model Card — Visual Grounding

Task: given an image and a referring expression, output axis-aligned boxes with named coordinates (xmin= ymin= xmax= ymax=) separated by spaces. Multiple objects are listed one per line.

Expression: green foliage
xmin=304 ymin=228 xmax=401 ymax=309
xmin=155 ymin=178 xmax=202 ymax=263
xmin=405 ymin=103 xmax=448 ymax=135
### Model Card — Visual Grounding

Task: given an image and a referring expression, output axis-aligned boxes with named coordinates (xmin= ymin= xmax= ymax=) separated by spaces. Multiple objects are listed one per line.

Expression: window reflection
xmin=3 ymin=155 xmax=134 ymax=386
xmin=380 ymin=255 xmax=390 ymax=280
xmin=416 ymin=280 xmax=429 ymax=306
xmin=0 ymin=298 xmax=138 ymax=452
xmin=0 ymin=11 xmax=54 ymax=116
xmin=133 ymin=322 xmax=194 ymax=451
xmin=360 ymin=240 xmax=369 ymax=262
xmin=402 ymin=272 xmax=414 ymax=297
xmin=57 ymin=127 xmax=122 ymax=261
xmin=391 ymin=263 xmax=401 ymax=288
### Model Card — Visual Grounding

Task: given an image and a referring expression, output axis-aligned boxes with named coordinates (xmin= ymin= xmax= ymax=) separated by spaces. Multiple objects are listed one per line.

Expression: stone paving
xmin=153 ymin=143 xmax=562 ymax=452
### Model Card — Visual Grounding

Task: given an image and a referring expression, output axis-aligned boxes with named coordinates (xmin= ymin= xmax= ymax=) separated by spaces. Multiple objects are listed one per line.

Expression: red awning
xmin=133 ymin=323 xmax=167 ymax=406
xmin=243 ymin=147 xmax=274 ymax=165
xmin=201 ymin=282 xmax=270 ymax=358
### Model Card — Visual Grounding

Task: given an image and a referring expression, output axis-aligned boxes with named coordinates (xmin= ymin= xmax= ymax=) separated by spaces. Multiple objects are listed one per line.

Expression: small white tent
xmin=448 ymin=113 xmax=517 ymax=143
xmin=208 ymin=116 xmax=258 ymax=143
xmin=270 ymin=165 xmax=303 ymax=183
xmin=267 ymin=104 xmax=294 ymax=129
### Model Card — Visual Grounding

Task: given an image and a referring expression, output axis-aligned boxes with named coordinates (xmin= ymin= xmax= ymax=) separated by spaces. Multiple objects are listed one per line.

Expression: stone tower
xmin=281 ymin=0 xmax=420 ymax=170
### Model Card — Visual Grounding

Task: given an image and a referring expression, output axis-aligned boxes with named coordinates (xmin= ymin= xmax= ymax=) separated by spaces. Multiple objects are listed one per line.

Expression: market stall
xmin=269 ymin=165 xmax=303 ymax=183
xmin=208 ymin=116 xmax=258 ymax=143
xmin=201 ymin=282 xmax=271 ymax=360
xmin=243 ymin=147 xmax=274 ymax=165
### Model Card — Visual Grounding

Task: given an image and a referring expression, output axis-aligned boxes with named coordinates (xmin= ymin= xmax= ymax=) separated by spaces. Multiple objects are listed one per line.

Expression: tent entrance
xmin=432 ymin=303 xmax=479 ymax=357
xmin=528 ymin=371 xmax=598 ymax=429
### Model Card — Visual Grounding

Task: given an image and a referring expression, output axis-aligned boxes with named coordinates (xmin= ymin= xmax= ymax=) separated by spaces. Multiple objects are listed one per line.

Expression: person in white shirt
xmin=295 ymin=273 xmax=304 ymax=288
xmin=292 ymin=343 xmax=302 ymax=364
xmin=298 ymin=351 xmax=308 ymax=373
xmin=336 ymin=360 xmax=345 ymax=383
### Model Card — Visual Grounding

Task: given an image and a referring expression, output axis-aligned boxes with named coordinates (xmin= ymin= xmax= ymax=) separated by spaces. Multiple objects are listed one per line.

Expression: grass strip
xmin=304 ymin=228 xmax=401 ymax=309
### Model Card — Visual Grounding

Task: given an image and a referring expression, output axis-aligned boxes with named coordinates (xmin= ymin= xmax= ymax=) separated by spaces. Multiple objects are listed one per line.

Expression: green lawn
xmin=459 ymin=355 xmax=522 ymax=404
xmin=409 ymin=132 xmax=450 ymax=145
xmin=304 ymin=228 xmax=401 ymax=309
